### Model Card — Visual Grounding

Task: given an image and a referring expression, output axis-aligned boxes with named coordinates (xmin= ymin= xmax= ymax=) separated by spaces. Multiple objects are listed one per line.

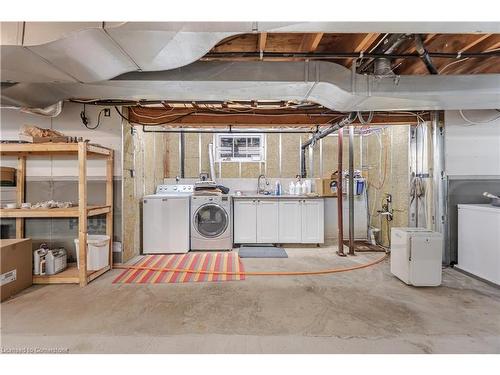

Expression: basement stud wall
xmin=364 ymin=125 xmax=411 ymax=247
xmin=158 ymin=132 xmax=364 ymax=179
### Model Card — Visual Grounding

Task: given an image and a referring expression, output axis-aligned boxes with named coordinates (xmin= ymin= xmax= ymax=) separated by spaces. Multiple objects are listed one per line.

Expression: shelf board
xmin=0 ymin=205 xmax=111 ymax=218
xmin=0 ymin=142 xmax=111 ymax=158
xmin=33 ymin=264 xmax=111 ymax=285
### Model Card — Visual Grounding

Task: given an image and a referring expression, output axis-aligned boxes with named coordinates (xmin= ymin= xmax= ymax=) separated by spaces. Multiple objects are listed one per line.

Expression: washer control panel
xmin=156 ymin=184 xmax=194 ymax=195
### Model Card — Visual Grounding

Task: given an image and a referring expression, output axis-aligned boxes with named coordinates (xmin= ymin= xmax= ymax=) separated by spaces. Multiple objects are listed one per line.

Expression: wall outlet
xmin=103 ymin=108 xmax=111 ymax=117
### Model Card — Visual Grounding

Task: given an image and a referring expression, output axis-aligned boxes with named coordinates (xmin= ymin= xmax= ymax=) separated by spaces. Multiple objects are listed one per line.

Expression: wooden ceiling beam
xmin=444 ymin=37 xmax=500 ymax=74
xmin=354 ymin=33 xmax=380 ymax=53
xmin=209 ymin=32 xmax=498 ymax=74
xmin=299 ymin=33 xmax=324 ymax=53
xmin=459 ymin=34 xmax=492 ymax=53
xmin=128 ymin=107 xmax=428 ymax=126
xmin=258 ymin=32 xmax=267 ymax=52
xmin=398 ymin=33 xmax=499 ymax=75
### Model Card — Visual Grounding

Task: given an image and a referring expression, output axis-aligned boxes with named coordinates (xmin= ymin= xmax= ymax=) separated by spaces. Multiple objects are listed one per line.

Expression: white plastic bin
xmin=74 ymin=235 xmax=110 ymax=271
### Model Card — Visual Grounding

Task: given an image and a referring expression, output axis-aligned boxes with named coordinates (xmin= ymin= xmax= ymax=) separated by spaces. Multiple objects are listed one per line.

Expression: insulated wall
xmin=159 ymin=132 xmax=363 ymax=179
xmin=363 ymin=126 xmax=411 ymax=246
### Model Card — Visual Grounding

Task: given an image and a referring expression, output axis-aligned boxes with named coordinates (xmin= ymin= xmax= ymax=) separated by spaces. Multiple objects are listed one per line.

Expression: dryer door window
xmin=194 ymin=204 xmax=228 ymax=238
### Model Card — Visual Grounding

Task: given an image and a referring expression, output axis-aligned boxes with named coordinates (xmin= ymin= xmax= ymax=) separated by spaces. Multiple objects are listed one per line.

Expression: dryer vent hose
xmin=114 ymin=253 xmax=387 ymax=277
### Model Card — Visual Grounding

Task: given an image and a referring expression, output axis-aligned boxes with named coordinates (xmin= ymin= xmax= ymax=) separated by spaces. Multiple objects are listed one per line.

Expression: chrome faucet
xmin=257 ymin=174 xmax=270 ymax=195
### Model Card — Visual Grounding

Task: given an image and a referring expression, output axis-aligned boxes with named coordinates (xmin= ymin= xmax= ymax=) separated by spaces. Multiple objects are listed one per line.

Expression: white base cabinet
xmin=257 ymin=200 xmax=280 ymax=243
xmin=234 ymin=198 xmax=324 ymax=244
xmin=233 ymin=199 xmax=258 ymax=243
xmin=278 ymin=200 xmax=302 ymax=243
xmin=300 ymin=199 xmax=324 ymax=243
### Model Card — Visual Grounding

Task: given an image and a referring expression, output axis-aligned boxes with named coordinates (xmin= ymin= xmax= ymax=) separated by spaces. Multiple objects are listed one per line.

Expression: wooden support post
xmin=15 ymin=156 xmax=26 ymax=238
xmin=106 ymin=150 xmax=114 ymax=269
xmin=337 ymin=128 xmax=345 ymax=256
xmin=78 ymin=142 xmax=88 ymax=287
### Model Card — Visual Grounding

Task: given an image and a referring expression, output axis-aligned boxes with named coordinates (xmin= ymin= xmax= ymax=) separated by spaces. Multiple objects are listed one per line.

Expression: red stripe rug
xmin=113 ymin=252 xmax=245 ymax=284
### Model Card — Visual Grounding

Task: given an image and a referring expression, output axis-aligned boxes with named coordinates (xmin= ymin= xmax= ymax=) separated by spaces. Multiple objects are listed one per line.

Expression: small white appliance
xmin=191 ymin=195 xmax=232 ymax=250
xmin=390 ymin=227 xmax=443 ymax=286
xmin=143 ymin=184 xmax=193 ymax=254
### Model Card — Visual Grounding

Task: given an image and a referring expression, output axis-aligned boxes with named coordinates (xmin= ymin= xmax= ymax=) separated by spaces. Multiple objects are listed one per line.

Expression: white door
xmin=143 ymin=197 xmax=189 ymax=254
xmin=301 ymin=199 xmax=325 ymax=243
xmin=278 ymin=200 xmax=302 ymax=243
xmin=256 ymin=200 xmax=279 ymax=243
xmin=233 ymin=200 xmax=257 ymax=243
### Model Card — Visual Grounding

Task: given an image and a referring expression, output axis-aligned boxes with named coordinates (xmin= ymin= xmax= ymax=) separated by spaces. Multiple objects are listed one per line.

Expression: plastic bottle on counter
xmin=295 ymin=180 xmax=303 ymax=195
xmin=275 ymin=181 xmax=282 ymax=196
xmin=289 ymin=181 xmax=295 ymax=195
xmin=305 ymin=179 xmax=312 ymax=194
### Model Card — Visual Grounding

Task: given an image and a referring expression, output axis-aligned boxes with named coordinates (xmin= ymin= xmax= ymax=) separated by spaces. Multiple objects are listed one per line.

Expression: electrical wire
xmin=115 ymin=106 xmax=346 ymax=127
xmin=357 ymin=111 xmax=374 ymax=124
xmin=438 ymin=57 xmax=469 ymax=74
xmin=459 ymin=109 xmax=500 ymax=125
xmin=114 ymin=106 xmax=196 ymax=125
xmin=80 ymin=105 xmax=106 ymax=130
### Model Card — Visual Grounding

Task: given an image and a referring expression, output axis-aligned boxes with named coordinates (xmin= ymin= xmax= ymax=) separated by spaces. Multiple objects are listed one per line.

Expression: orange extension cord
xmin=114 ymin=253 xmax=388 ymax=277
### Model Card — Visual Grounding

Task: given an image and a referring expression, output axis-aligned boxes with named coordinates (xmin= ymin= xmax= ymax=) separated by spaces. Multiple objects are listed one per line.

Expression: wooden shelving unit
xmin=0 ymin=142 xmax=114 ymax=286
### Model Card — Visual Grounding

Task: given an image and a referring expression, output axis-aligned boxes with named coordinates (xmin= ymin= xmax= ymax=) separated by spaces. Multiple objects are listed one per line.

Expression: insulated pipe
xmin=19 ymin=101 xmax=63 ymax=117
xmin=141 ymin=126 xmax=318 ymax=134
xmin=208 ymin=143 xmax=216 ymax=182
xmin=348 ymin=125 xmax=355 ymax=255
xmin=300 ymin=113 xmax=356 ymax=177
xmin=180 ymin=132 xmax=185 ymax=178
xmin=337 ymin=128 xmax=345 ymax=256
xmin=414 ymin=34 xmax=439 ymax=75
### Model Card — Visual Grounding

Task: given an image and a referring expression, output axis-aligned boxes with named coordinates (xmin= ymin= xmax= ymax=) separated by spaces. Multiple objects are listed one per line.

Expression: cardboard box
xmin=1 ymin=239 xmax=32 ymax=302
xmin=314 ymin=178 xmax=338 ymax=197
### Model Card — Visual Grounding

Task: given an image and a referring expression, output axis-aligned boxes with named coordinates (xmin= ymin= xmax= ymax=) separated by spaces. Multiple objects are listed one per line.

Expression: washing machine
xmin=190 ymin=195 xmax=232 ymax=250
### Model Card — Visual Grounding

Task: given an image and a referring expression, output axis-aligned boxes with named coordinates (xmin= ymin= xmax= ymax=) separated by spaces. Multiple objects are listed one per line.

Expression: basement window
xmin=214 ymin=133 xmax=266 ymax=162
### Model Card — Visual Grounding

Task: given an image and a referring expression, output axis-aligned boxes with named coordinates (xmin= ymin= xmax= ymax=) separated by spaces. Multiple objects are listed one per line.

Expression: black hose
xmin=414 ymin=35 xmax=439 ymax=75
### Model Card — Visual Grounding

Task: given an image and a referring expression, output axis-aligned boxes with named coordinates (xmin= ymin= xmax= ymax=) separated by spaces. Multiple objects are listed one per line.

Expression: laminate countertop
xmin=231 ymin=194 xmax=328 ymax=199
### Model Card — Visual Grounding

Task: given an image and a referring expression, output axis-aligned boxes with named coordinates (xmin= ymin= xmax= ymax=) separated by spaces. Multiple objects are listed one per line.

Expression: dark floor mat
xmin=342 ymin=240 xmax=386 ymax=252
xmin=238 ymin=246 xmax=288 ymax=258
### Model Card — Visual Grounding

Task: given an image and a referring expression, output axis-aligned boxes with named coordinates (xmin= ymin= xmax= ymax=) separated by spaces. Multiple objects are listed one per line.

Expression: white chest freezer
xmin=390 ymin=227 xmax=443 ymax=286
xmin=457 ymin=204 xmax=500 ymax=285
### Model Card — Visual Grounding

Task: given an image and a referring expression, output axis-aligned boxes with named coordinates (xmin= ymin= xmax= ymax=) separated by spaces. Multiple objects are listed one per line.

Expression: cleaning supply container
xmin=74 ymin=235 xmax=110 ymax=271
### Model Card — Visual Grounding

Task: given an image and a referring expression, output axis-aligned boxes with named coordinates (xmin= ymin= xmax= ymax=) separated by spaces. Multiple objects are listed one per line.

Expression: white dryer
xmin=191 ymin=195 xmax=232 ymax=251
xmin=143 ymin=184 xmax=193 ymax=254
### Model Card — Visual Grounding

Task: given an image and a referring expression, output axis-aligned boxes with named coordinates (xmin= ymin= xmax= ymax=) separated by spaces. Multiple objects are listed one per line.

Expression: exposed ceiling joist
xmin=258 ymin=32 xmax=268 ymax=52
xmin=397 ymin=33 xmax=500 ymax=75
xmin=299 ymin=33 xmax=324 ymax=53
xmin=460 ymin=34 xmax=493 ymax=52
xmin=354 ymin=33 xmax=380 ymax=52
xmin=127 ymin=106 xmax=429 ymax=127
xmin=208 ymin=32 xmax=500 ymax=75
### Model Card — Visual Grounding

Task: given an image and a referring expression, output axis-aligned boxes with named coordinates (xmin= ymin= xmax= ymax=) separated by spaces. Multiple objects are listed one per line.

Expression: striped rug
xmin=113 ymin=252 xmax=245 ymax=284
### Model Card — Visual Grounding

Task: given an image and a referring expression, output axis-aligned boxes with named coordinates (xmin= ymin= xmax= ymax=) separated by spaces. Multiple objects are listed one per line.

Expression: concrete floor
xmin=1 ymin=246 xmax=500 ymax=354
